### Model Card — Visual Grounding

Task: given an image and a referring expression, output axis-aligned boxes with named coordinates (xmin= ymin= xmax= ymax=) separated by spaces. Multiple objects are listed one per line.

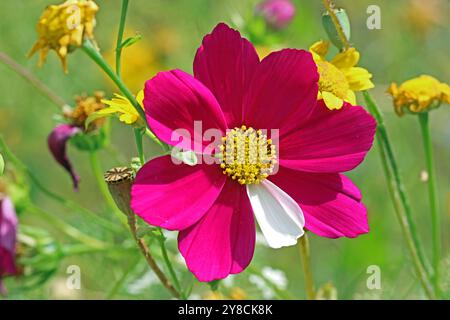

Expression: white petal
xmin=246 ymin=180 xmax=305 ymax=249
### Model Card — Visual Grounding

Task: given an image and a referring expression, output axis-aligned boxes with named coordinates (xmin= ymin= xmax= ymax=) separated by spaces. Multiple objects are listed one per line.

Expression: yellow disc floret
xmin=316 ymin=60 xmax=349 ymax=101
xmin=219 ymin=126 xmax=277 ymax=185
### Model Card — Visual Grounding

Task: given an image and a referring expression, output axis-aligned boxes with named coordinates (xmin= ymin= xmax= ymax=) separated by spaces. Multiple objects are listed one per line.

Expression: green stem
xmin=298 ymin=233 xmax=315 ymax=300
xmin=322 ymin=0 xmax=351 ymax=50
xmin=88 ymin=151 xmax=127 ymax=227
xmin=363 ymin=91 xmax=435 ymax=299
xmin=157 ymin=229 xmax=185 ymax=299
xmin=145 ymin=128 xmax=169 ymax=151
xmin=0 ymin=136 xmax=121 ymax=233
xmin=115 ymin=0 xmax=129 ymax=78
xmin=81 ymin=41 xmax=148 ymax=124
xmin=82 ymin=40 xmax=167 ymax=152
xmin=418 ymin=112 xmax=441 ymax=296
xmin=126 ymin=212 xmax=181 ymax=298
xmin=0 ymin=52 xmax=68 ymax=109
xmin=133 ymin=128 xmax=145 ymax=164
xmin=26 ymin=203 xmax=108 ymax=249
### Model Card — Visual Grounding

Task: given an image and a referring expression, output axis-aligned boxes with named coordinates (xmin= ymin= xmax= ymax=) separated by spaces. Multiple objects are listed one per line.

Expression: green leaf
xmin=0 ymin=152 xmax=4 ymax=175
xmin=120 ymin=34 xmax=142 ymax=49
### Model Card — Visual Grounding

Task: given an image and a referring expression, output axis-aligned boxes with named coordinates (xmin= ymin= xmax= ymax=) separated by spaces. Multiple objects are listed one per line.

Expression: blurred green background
xmin=0 ymin=0 xmax=448 ymax=299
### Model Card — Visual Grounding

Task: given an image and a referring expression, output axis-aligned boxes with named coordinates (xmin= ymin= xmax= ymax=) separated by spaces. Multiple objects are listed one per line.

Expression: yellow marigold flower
xmin=388 ymin=75 xmax=450 ymax=116
xmin=85 ymin=90 xmax=144 ymax=128
xmin=64 ymin=91 xmax=105 ymax=131
xmin=309 ymin=40 xmax=374 ymax=110
xmin=28 ymin=0 xmax=99 ymax=73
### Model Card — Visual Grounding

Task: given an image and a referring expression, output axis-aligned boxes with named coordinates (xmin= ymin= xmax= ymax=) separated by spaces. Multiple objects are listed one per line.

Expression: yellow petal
xmin=345 ymin=90 xmax=357 ymax=105
xmin=309 ymin=40 xmax=329 ymax=59
xmin=322 ymin=91 xmax=344 ymax=110
xmin=344 ymin=67 xmax=374 ymax=91
xmin=331 ymin=48 xmax=360 ymax=69
xmin=119 ymin=113 xmax=138 ymax=124
xmin=136 ymin=90 xmax=145 ymax=108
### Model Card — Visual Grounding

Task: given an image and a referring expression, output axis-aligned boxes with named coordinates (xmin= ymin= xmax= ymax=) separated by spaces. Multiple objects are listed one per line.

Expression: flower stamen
xmin=219 ymin=126 xmax=277 ymax=185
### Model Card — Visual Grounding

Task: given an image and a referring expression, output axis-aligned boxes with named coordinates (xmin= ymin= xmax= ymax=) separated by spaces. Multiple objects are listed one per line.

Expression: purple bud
xmin=256 ymin=0 xmax=296 ymax=30
xmin=48 ymin=124 xmax=81 ymax=190
xmin=0 ymin=195 xmax=19 ymax=295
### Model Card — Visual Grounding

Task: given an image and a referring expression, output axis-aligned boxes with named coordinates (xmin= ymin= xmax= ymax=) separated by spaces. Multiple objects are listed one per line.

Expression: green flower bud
xmin=322 ymin=8 xmax=351 ymax=50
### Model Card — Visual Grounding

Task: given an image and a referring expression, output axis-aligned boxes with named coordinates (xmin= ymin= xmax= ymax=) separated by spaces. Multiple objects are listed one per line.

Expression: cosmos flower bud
xmin=48 ymin=92 xmax=107 ymax=190
xmin=255 ymin=0 xmax=296 ymax=30
xmin=388 ymin=75 xmax=450 ymax=116
xmin=322 ymin=8 xmax=351 ymax=50
xmin=0 ymin=195 xmax=19 ymax=296
xmin=48 ymin=124 xmax=81 ymax=190
xmin=28 ymin=0 xmax=99 ymax=73
xmin=104 ymin=167 xmax=135 ymax=216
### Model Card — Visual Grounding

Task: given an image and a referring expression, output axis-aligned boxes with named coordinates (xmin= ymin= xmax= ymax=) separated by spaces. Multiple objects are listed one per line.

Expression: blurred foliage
xmin=0 ymin=0 xmax=449 ymax=299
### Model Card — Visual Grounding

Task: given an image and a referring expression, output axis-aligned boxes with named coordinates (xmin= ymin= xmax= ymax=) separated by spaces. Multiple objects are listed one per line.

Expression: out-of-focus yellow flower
xmin=388 ymin=75 xmax=450 ymax=116
xmin=85 ymin=90 xmax=144 ymax=128
xmin=229 ymin=288 xmax=247 ymax=300
xmin=105 ymin=27 xmax=178 ymax=92
xmin=64 ymin=91 xmax=105 ymax=131
xmin=309 ymin=40 xmax=374 ymax=110
xmin=203 ymin=287 xmax=247 ymax=300
xmin=28 ymin=0 xmax=99 ymax=73
xmin=255 ymin=45 xmax=272 ymax=60
xmin=404 ymin=0 xmax=447 ymax=40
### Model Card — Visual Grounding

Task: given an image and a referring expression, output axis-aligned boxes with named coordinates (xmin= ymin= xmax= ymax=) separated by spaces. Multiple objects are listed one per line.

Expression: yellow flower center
xmin=219 ymin=126 xmax=277 ymax=185
xmin=317 ymin=60 xmax=349 ymax=99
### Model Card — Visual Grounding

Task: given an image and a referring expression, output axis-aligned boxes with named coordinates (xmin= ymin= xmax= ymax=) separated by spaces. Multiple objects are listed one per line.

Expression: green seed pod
xmin=322 ymin=8 xmax=351 ymax=50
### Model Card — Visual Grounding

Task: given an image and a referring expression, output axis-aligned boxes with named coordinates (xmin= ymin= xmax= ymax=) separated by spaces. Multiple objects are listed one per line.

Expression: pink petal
xmin=143 ymin=69 xmax=227 ymax=153
xmin=256 ymin=0 xmax=296 ymax=30
xmin=194 ymin=23 xmax=259 ymax=128
xmin=279 ymin=101 xmax=376 ymax=173
xmin=131 ymin=155 xmax=226 ymax=231
xmin=178 ymin=180 xmax=255 ymax=282
xmin=269 ymin=167 xmax=369 ymax=238
xmin=242 ymin=49 xmax=318 ymax=137
xmin=0 ymin=196 xmax=18 ymax=277
xmin=47 ymin=124 xmax=81 ymax=190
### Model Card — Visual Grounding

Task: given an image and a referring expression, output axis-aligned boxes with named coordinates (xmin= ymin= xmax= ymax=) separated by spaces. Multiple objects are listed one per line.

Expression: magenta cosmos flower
xmin=131 ymin=23 xmax=376 ymax=282
xmin=0 ymin=195 xmax=19 ymax=295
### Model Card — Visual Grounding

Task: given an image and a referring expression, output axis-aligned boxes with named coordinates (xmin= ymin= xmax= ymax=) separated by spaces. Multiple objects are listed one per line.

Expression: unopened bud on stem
xmin=104 ymin=167 xmax=134 ymax=216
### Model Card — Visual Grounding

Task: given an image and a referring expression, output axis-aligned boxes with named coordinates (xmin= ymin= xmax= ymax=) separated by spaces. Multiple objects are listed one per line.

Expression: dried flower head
xmin=388 ymin=75 xmax=450 ymax=116
xmin=65 ymin=91 xmax=105 ymax=130
xmin=28 ymin=0 xmax=99 ymax=73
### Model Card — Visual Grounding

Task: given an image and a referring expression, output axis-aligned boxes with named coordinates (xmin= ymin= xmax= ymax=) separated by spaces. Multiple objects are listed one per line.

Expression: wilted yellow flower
xmin=64 ymin=91 xmax=105 ymax=131
xmin=388 ymin=75 xmax=450 ymax=116
xmin=28 ymin=0 xmax=99 ymax=73
xmin=310 ymin=40 xmax=374 ymax=110
xmin=85 ymin=90 xmax=144 ymax=128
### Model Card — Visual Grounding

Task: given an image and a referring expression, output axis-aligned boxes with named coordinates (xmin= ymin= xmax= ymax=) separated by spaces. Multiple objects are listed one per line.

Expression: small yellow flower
xmin=309 ymin=40 xmax=374 ymax=110
xmin=28 ymin=0 xmax=99 ymax=73
xmin=85 ymin=90 xmax=144 ymax=128
xmin=388 ymin=75 xmax=450 ymax=116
